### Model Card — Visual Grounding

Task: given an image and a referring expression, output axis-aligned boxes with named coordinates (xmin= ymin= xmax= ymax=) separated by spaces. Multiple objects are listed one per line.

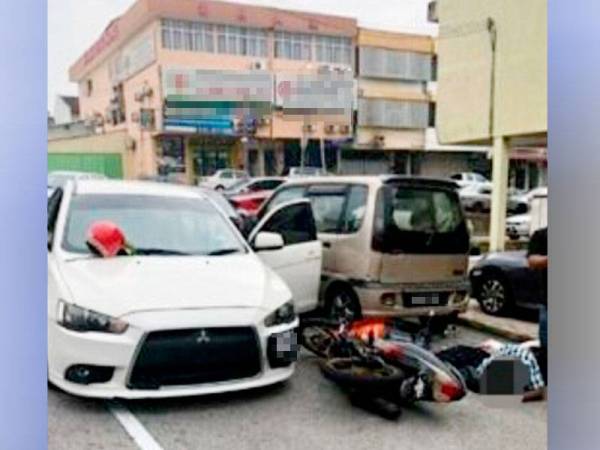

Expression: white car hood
xmin=58 ymin=254 xmax=289 ymax=317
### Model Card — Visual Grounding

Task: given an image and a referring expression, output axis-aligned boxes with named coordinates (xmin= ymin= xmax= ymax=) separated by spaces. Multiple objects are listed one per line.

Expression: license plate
xmin=404 ymin=292 xmax=447 ymax=307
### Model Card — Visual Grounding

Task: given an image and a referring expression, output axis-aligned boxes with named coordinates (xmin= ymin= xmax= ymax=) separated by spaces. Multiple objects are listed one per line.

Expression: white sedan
xmin=47 ymin=180 xmax=322 ymax=398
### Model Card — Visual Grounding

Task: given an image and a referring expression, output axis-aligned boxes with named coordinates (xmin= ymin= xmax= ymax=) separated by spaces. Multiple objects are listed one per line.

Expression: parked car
xmin=506 ymin=213 xmax=531 ymax=240
xmin=48 ymin=170 xmax=107 ymax=190
xmin=286 ymin=167 xmax=327 ymax=178
xmin=198 ymin=169 xmax=249 ymax=191
xmin=459 ymin=184 xmax=528 ymax=214
xmin=229 ymin=190 xmax=274 ymax=215
xmin=253 ymin=175 xmax=471 ymax=323
xmin=223 ymin=177 xmax=286 ymax=198
xmin=449 ymin=172 xmax=490 ymax=189
xmin=47 ymin=179 xmax=322 ymax=398
xmin=470 ymin=251 xmax=543 ymax=316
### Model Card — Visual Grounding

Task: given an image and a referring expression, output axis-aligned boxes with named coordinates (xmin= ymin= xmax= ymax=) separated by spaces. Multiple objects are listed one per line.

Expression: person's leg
xmin=538 ymin=305 xmax=548 ymax=384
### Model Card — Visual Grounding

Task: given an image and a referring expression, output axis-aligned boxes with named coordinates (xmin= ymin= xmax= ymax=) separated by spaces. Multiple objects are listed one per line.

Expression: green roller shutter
xmin=48 ymin=153 xmax=123 ymax=179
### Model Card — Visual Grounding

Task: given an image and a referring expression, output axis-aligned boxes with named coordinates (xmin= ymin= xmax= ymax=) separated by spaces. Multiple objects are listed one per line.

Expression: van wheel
xmin=325 ymin=284 xmax=362 ymax=321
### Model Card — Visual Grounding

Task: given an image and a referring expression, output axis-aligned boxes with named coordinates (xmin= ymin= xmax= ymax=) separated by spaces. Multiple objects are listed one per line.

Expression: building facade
xmin=64 ymin=0 xmax=357 ymax=182
xmin=431 ymin=0 xmax=547 ymax=249
xmin=346 ymin=28 xmax=489 ymax=177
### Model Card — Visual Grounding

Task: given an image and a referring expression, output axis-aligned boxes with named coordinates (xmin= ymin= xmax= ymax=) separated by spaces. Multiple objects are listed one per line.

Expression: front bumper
xmin=48 ymin=308 xmax=298 ymax=399
xmin=354 ymin=280 xmax=470 ymax=317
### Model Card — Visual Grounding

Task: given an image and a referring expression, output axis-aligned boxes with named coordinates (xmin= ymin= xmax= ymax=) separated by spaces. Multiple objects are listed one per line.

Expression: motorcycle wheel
xmin=300 ymin=324 xmax=338 ymax=359
xmin=320 ymin=357 xmax=405 ymax=391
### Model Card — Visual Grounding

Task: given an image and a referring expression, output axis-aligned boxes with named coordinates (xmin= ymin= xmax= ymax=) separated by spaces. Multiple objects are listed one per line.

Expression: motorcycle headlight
xmin=57 ymin=301 xmax=129 ymax=334
xmin=264 ymin=301 xmax=296 ymax=327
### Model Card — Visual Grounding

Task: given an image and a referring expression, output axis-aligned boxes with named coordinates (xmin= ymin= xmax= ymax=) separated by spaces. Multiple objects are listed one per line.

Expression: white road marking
xmin=106 ymin=401 xmax=164 ymax=450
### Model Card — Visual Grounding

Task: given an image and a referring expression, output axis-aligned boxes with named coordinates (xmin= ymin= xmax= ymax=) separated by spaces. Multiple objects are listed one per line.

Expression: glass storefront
xmin=188 ymin=136 xmax=237 ymax=178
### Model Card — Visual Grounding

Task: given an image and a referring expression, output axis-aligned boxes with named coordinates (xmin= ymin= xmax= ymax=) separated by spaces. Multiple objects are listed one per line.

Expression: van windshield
xmin=373 ymin=184 xmax=469 ymax=254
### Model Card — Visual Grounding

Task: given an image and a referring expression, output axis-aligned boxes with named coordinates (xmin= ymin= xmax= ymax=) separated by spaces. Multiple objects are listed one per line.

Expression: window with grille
xmin=274 ymin=31 xmax=312 ymax=60
xmin=358 ymin=99 xmax=429 ymax=129
xmin=161 ymin=19 xmax=267 ymax=57
xmin=315 ymin=35 xmax=352 ymax=65
xmin=359 ymin=47 xmax=432 ymax=81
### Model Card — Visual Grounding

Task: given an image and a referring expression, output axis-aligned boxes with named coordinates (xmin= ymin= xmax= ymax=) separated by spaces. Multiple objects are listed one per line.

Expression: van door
xmin=249 ymin=199 xmax=322 ymax=313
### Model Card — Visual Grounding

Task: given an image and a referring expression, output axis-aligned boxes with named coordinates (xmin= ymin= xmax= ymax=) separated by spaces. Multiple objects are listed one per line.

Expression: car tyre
xmin=215 ymin=185 xmax=225 ymax=191
xmin=325 ymin=284 xmax=362 ymax=321
xmin=472 ymin=202 xmax=484 ymax=213
xmin=476 ymin=273 xmax=513 ymax=316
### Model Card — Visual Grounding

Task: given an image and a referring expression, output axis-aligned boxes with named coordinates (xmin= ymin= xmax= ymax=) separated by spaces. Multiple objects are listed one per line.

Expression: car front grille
xmin=128 ymin=327 xmax=261 ymax=389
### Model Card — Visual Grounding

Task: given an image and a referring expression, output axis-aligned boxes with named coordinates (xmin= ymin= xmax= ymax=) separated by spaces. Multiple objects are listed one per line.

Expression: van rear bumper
xmin=353 ymin=280 xmax=470 ymax=318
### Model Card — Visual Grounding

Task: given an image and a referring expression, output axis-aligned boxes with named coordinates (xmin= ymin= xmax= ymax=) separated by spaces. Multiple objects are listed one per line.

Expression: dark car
xmin=469 ymin=251 xmax=543 ymax=316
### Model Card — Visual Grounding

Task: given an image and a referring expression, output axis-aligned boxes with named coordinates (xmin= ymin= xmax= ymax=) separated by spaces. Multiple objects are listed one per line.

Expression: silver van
xmin=255 ymin=176 xmax=471 ymax=322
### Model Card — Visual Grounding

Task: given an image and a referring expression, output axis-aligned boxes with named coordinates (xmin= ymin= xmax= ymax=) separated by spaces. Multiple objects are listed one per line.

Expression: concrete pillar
xmin=185 ymin=136 xmax=195 ymax=185
xmin=489 ymin=136 xmax=510 ymax=251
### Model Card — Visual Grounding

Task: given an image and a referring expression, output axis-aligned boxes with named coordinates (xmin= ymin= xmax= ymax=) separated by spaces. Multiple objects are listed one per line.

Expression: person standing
xmin=523 ymin=226 xmax=548 ymax=401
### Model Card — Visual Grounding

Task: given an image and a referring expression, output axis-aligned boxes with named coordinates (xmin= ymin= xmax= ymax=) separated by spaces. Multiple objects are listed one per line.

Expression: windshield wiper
xmin=207 ymin=248 xmax=243 ymax=256
xmin=134 ymin=248 xmax=191 ymax=256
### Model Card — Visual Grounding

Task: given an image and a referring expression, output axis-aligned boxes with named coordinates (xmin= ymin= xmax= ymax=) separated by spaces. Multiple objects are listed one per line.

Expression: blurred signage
xmin=275 ymin=73 xmax=354 ymax=118
xmin=162 ymin=69 xmax=273 ymax=118
xmin=109 ymin=32 xmax=155 ymax=84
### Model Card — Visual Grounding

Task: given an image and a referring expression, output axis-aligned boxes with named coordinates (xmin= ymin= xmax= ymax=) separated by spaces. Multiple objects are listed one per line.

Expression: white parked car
xmin=459 ymin=184 xmax=528 ymax=214
xmin=449 ymin=172 xmax=490 ymax=189
xmin=48 ymin=170 xmax=107 ymax=189
xmin=506 ymin=213 xmax=531 ymax=240
xmin=199 ymin=169 xmax=249 ymax=191
xmin=47 ymin=180 xmax=322 ymax=399
xmin=287 ymin=167 xmax=327 ymax=178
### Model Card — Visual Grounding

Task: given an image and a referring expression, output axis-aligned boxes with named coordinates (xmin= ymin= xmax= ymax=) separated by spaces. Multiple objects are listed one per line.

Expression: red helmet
xmin=86 ymin=221 xmax=127 ymax=257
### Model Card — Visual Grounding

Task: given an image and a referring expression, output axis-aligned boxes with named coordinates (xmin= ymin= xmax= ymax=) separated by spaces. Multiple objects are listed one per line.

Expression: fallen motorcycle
xmin=300 ymin=315 xmax=467 ymax=419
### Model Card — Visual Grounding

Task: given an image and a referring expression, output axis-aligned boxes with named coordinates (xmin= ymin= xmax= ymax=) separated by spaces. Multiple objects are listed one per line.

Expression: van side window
xmin=340 ymin=186 xmax=368 ymax=233
xmin=306 ymin=185 xmax=347 ymax=233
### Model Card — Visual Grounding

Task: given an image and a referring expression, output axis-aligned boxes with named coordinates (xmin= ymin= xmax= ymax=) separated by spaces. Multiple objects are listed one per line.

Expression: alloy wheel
xmin=480 ymin=279 xmax=506 ymax=314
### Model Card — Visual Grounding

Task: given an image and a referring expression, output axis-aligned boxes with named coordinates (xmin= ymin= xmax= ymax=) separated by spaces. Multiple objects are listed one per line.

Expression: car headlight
xmin=57 ymin=300 xmax=128 ymax=334
xmin=264 ymin=300 xmax=296 ymax=327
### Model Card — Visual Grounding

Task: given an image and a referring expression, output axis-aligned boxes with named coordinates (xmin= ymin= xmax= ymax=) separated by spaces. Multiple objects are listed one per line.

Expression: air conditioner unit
xmin=142 ymin=85 xmax=153 ymax=98
xmin=373 ymin=135 xmax=386 ymax=148
xmin=325 ymin=124 xmax=337 ymax=134
xmin=302 ymin=124 xmax=315 ymax=133
xmin=251 ymin=60 xmax=266 ymax=70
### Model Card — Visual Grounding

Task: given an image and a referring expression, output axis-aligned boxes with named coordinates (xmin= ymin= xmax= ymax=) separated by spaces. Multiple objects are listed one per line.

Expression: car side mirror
xmin=253 ymin=232 xmax=284 ymax=252
xmin=47 ymin=231 xmax=53 ymax=251
xmin=470 ymin=244 xmax=482 ymax=256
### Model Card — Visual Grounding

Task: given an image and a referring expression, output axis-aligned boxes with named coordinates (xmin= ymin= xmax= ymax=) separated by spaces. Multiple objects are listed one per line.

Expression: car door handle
xmin=322 ymin=241 xmax=331 ymax=248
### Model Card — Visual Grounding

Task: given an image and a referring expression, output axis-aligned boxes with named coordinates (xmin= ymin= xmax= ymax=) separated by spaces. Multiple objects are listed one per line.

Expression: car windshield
xmin=373 ymin=184 xmax=469 ymax=254
xmin=62 ymin=194 xmax=246 ymax=256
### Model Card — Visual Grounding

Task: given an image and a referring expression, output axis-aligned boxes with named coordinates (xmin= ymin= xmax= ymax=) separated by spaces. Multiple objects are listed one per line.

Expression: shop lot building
xmin=49 ymin=0 xmax=498 ymax=181
xmin=429 ymin=0 xmax=547 ymax=249
xmin=50 ymin=0 xmax=356 ymax=182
